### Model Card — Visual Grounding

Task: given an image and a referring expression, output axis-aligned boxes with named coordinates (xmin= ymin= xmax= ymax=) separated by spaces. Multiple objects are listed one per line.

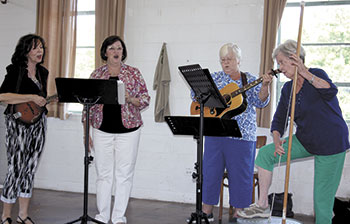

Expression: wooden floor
xmin=0 ymin=188 xmax=315 ymax=224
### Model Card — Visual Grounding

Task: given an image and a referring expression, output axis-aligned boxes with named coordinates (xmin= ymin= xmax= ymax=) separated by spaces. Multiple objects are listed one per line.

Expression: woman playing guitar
xmin=187 ymin=43 xmax=273 ymax=223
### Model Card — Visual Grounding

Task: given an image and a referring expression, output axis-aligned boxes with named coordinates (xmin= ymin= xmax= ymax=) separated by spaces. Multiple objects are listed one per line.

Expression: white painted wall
xmin=0 ymin=0 xmax=349 ymax=217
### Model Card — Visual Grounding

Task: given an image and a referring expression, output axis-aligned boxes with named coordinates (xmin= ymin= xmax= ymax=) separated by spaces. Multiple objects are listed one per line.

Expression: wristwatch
xmin=309 ymin=75 xmax=315 ymax=84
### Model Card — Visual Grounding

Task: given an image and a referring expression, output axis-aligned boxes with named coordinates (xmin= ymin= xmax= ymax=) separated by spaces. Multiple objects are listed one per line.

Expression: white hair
xmin=272 ymin=39 xmax=306 ymax=63
xmin=219 ymin=43 xmax=242 ymax=61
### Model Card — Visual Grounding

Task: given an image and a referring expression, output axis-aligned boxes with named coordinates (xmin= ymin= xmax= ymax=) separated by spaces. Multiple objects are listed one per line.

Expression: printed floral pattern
xmin=83 ymin=63 xmax=150 ymax=129
xmin=192 ymin=71 xmax=269 ymax=141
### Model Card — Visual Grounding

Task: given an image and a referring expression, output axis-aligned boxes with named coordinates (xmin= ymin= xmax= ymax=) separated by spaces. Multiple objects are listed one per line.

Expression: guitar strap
xmin=240 ymin=72 xmax=248 ymax=99
xmin=10 ymin=66 xmax=25 ymax=114
xmin=15 ymin=66 xmax=24 ymax=93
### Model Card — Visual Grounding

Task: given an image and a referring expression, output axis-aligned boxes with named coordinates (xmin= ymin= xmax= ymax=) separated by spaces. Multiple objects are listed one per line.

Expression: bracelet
xmin=309 ymin=75 xmax=315 ymax=84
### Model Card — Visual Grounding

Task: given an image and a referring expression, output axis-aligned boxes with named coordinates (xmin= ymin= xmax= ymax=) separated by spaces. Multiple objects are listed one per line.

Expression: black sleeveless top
xmin=99 ymin=76 xmax=139 ymax=134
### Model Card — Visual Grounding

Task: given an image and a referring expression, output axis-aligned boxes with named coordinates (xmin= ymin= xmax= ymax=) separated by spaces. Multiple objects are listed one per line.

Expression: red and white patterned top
xmin=83 ymin=63 xmax=150 ymax=129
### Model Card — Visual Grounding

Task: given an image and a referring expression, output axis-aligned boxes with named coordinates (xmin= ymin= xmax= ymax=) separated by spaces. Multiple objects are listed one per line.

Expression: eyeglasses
xmin=220 ymin=57 xmax=234 ymax=63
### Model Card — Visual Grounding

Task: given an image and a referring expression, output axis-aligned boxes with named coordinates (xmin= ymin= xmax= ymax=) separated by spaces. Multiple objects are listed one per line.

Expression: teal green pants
xmin=255 ymin=135 xmax=346 ymax=224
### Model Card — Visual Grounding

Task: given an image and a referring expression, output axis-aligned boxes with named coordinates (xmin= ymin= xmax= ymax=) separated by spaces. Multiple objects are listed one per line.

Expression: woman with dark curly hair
xmin=0 ymin=34 xmax=49 ymax=224
xmin=82 ymin=35 xmax=150 ymax=224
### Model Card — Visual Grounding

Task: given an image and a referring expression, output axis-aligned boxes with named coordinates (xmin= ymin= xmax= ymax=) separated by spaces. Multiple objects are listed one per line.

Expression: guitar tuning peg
xmin=271 ymin=69 xmax=281 ymax=77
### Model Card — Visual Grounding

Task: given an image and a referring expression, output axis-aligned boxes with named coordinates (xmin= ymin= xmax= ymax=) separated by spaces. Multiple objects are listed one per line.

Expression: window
xmin=69 ymin=0 xmax=95 ymax=112
xmin=75 ymin=0 xmax=95 ymax=78
xmin=276 ymin=0 xmax=350 ymax=122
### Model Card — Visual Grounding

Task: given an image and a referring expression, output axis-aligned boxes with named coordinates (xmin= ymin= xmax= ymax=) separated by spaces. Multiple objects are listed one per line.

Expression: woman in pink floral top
xmin=83 ymin=35 xmax=150 ymax=224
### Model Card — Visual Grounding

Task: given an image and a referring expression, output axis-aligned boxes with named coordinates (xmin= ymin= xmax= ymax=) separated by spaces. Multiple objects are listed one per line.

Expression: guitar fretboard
xmin=46 ymin=94 xmax=58 ymax=104
xmin=230 ymin=77 xmax=263 ymax=98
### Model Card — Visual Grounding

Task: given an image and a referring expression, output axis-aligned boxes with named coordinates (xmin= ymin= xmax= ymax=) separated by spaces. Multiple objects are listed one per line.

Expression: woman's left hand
xmin=125 ymin=92 xmax=130 ymax=103
xmin=261 ymin=73 xmax=273 ymax=87
xmin=125 ymin=92 xmax=140 ymax=106
xmin=258 ymin=72 xmax=273 ymax=102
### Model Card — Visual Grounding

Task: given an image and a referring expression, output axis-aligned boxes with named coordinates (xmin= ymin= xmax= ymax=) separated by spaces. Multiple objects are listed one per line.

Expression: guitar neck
xmin=231 ymin=77 xmax=263 ymax=98
xmin=46 ymin=94 xmax=58 ymax=104
xmin=229 ymin=69 xmax=280 ymax=99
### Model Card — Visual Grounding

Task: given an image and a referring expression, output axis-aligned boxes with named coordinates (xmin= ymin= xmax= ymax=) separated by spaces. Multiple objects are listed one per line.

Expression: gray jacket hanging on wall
xmin=153 ymin=42 xmax=171 ymax=122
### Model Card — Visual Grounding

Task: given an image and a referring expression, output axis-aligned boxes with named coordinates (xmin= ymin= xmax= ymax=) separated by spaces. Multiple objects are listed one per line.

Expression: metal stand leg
xmin=65 ymin=104 xmax=105 ymax=224
xmin=188 ymin=101 xmax=209 ymax=224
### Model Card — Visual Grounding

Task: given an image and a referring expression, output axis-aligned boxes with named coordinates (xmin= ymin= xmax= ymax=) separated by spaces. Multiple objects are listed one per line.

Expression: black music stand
xmin=164 ymin=116 xmax=241 ymax=138
xmin=169 ymin=64 xmax=241 ymax=224
xmin=55 ymin=78 xmax=119 ymax=224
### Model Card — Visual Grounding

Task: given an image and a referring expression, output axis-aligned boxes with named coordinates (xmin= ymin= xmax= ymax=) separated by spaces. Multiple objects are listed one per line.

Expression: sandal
xmin=16 ymin=217 xmax=34 ymax=224
xmin=1 ymin=217 xmax=12 ymax=224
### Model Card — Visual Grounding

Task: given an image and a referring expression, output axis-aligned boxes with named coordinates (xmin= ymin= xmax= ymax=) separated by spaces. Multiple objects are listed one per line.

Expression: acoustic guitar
xmin=190 ymin=69 xmax=280 ymax=119
xmin=13 ymin=94 xmax=58 ymax=125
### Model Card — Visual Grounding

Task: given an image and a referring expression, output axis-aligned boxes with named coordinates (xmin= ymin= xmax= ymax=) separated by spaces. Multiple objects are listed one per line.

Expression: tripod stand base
xmin=66 ymin=215 xmax=106 ymax=224
xmin=187 ymin=212 xmax=210 ymax=224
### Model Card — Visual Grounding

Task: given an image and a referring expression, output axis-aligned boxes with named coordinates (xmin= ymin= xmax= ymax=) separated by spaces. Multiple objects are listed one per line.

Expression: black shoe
xmin=186 ymin=213 xmax=214 ymax=223
xmin=1 ymin=218 xmax=12 ymax=224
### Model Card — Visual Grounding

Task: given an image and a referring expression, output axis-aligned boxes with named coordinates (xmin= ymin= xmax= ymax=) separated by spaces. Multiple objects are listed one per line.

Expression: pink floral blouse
xmin=83 ymin=63 xmax=150 ymax=129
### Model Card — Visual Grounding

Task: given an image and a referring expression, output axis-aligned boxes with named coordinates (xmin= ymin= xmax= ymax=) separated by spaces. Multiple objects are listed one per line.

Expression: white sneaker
xmin=237 ymin=203 xmax=270 ymax=218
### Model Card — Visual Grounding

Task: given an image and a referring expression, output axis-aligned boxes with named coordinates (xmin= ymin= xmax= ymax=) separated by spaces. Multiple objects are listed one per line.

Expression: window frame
xmin=275 ymin=0 xmax=350 ymax=122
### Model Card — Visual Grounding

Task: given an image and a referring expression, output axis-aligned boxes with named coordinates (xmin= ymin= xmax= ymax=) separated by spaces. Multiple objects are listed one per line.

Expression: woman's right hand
xmin=83 ymin=134 xmax=94 ymax=152
xmin=274 ymin=138 xmax=286 ymax=157
xmin=89 ymin=135 xmax=93 ymax=151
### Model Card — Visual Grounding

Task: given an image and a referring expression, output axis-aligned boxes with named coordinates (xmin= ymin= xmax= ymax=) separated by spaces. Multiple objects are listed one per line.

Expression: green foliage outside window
xmin=278 ymin=2 xmax=350 ymax=122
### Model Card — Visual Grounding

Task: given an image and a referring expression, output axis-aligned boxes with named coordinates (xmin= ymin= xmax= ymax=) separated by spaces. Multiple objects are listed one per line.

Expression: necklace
xmin=27 ymin=69 xmax=41 ymax=89
xmin=108 ymin=64 xmax=121 ymax=77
